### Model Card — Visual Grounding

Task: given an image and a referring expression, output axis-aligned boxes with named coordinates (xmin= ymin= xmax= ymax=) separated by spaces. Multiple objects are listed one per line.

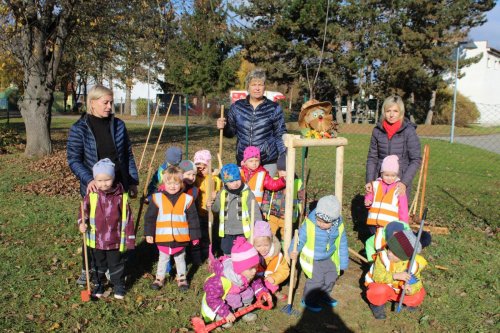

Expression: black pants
xmin=221 ymin=234 xmax=244 ymax=255
xmin=91 ymin=249 xmax=126 ymax=287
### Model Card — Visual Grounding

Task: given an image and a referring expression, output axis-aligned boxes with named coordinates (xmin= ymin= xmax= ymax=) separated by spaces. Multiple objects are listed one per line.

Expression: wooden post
xmin=207 ymin=160 xmax=214 ymax=244
xmin=250 ymin=199 xmax=255 ymax=244
xmin=218 ymin=105 xmax=225 ymax=170
xmin=138 ymin=101 xmax=160 ymax=171
xmin=283 ymin=134 xmax=298 ymax=262
xmin=335 ymin=145 xmax=344 ymax=207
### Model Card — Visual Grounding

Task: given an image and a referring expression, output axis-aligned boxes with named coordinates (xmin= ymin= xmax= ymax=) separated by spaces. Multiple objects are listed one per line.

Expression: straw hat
xmin=298 ymin=99 xmax=333 ymax=128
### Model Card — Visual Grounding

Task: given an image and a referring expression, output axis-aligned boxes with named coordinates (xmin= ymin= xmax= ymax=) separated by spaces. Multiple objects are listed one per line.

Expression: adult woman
xmin=67 ymin=84 xmax=139 ymax=285
xmin=365 ymin=95 xmax=421 ymax=198
xmin=217 ymin=68 xmax=286 ymax=176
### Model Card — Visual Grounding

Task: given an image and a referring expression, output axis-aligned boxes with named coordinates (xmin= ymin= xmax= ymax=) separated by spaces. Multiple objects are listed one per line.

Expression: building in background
xmin=458 ymin=41 xmax=500 ymax=125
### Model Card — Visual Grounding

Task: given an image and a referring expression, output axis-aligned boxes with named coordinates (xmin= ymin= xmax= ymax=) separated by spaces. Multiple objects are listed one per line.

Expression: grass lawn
xmin=0 ymin=117 xmax=498 ymax=332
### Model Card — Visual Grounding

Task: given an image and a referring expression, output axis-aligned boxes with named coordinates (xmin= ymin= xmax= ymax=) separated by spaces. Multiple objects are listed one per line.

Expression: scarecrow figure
xmin=298 ymin=99 xmax=338 ymax=138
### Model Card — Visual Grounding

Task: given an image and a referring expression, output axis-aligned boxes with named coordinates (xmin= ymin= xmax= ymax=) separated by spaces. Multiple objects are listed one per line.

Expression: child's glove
xmin=408 ymin=274 xmax=419 ymax=285
xmin=192 ymin=239 xmax=200 ymax=246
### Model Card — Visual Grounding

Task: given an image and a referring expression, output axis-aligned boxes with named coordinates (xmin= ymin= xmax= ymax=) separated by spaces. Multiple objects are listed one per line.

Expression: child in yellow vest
xmin=365 ymin=155 xmax=409 ymax=235
xmin=289 ymin=195 xmax=348 ymax=312
xmin=365 ymin=230 xmax=427 ymax=319
xmin=240 ymin=146 xmax=286 ymax=206
xmin=144 ymin=166 xmax=201 ymax=291
xmin=210 ymin=163 xmax=261 ymax=255
xmin=252 ymin=220 xmax=290 ymax=295
xmin=78 ymin=158 xmax=135 ymax=300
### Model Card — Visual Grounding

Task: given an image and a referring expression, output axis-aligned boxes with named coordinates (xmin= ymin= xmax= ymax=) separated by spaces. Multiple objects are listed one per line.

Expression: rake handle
xmin=81 ymin=202 xmax=91 ymax=294
xmin=218 ymin=105 xmax=224 ymax=170
xmin=287 ymin=230 xmax=299 ymax=306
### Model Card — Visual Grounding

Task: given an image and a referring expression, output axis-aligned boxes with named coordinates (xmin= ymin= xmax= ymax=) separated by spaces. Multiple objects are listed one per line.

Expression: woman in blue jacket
xmin=217 ymin=68 xmax=286 ymax=176
xmin=67 ymin=84 xmax=139 ymax=285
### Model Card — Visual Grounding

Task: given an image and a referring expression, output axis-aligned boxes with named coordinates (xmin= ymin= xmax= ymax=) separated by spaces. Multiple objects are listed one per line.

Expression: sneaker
xmin=92 ymin=284 xmax=105 ymax=298
xmin=241 ymin=312 xmax=257 ymax=322
xmin=300 ymin=299 xmax=323 ymax=313
xmin=114 ymin=285 xmax=126 ymax=300
xmin=150 ymin=278 xmax=164 ymax=291
xmin=177 ymin=275 xmax=189 ymax=292
xmin=320 ymin=295 xmax=338 ymax=307
xmin=369 ymin=304 xmax=386 ymax=320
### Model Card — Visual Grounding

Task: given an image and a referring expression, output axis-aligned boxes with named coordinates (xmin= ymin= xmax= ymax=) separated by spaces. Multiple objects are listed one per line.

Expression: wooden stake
xmin=419 ymin=145 xmax=430 ymax=220
xmin=148 ymin=94 xmax=175 ymax=171
xmin=138 ymin=99 xmax=159 ymax=171
xmin=207 ymin=160 xmax=214 ymax=245
xmin=348 ymin=247 xmax=368 ymax=264
xmin=218 ymin=105 xmax=225 ymax=170
xmin=286 ymin=229 xmax=299 ymax=308
xmin=410 ymin=224 xmax=449 ymax=235
xmin=335 ymin=145 xmax=345 ymax=208
xmin=250 ymin=199 xmax=255 ymax=244
xmin=134 ymin=166 xmax=154 ymax=236
xmin=410 ymin=144 xmax=427 ymax=216
xmin=283 ymin=134 xmax=298 ymax=262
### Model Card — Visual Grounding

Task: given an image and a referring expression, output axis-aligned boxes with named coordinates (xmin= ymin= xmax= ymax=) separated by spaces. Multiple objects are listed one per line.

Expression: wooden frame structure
xmin=282 ymin=134 xmax=348 ymax=261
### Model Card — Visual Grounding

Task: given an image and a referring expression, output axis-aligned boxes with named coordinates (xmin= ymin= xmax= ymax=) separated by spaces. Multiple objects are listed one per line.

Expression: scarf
xmin=383 ymin=119 xmax=402 ymax=140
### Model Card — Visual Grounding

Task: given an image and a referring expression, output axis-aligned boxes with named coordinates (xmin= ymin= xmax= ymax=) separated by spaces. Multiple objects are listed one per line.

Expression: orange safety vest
xmin=366 ymin=180 xmax=399 ymax=227
xmin=264 ymin=253 xmax=284 ymax=277
xmin=152 ymin=192 xmax=193 ymax=243
xmin=241 ymin=170 xmax=266 ymax=205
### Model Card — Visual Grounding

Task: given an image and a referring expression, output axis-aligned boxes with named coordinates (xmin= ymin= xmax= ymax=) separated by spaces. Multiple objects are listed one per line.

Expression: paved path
xmin=423 ymin=134 xmax=500 ymax=154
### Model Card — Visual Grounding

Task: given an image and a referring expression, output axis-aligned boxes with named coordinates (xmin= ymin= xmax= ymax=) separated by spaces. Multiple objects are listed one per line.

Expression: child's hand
xmin=146 ymin=236 xmax=154 ymax=244
xmin=206 ymin=198 xmax=214 ymax=209
xmin=364 ymin=199 xmax=372 ymax=206
xmin=217 ymin=117 xmax=226 ymax=130
xmin=261 ymin=292 xmax=274 ymax=308
xmin=396 ymin=183 xmax=407 ymax=196
xmin=265 ymin=276 xmax=275 ymax=284
xmin=143 ymin=197 xmax=149 ymax=204
xmin=404 ymin=284 xmax=412 ymax=293
xmin=79 ymin=223 xmax=87 ymax=233
xmin=129 ymin=185 xmax=138 ymax=198
xmin=225 ymin=313 xmax=236 ymax=323
xmin=192 ymin=239 xmax=200 ymax=246
xmin=393 ymin=272 xmax=411 ymax=282
xmin=365 ymin=183 xmax=373 ymax=194
xmin=289 ymin=251 xmax=298 ymax=261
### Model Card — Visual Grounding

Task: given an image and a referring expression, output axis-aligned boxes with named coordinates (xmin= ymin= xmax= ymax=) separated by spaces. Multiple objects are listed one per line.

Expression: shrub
xmin=434 ymin=88 xmax=480 ymax=126
xmin=135 ymin=98 xmax=149 ymax=116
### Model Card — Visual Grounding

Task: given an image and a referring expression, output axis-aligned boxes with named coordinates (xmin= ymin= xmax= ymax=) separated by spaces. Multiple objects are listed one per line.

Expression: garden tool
xmin=282 ymin=229 xmax=300 ymax=315
xmin=80 ymin=202 xmax=91 ymax=302
xmin=396 ymin=208 xmax=428 ymax=313
xmin=138 ymin=99 xmax=159 ymax=170
xmin=191 ymin=292 xmax=272 ymax=333
xmin=218 ymin=105 xmax=224 ymax=170
xmin=207 ymin=159 xmax=214 ymax=245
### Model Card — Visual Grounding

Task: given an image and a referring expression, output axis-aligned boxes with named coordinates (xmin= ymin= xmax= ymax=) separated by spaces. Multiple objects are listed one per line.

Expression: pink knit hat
xmin=193 ymin=150 xmax=211 ymax=165
xmin=242 ymin=146 xmax=260 ymax=163
xmin=253 ymin=220 xmax=272 ymax=239
xmin=381 ymin=155 xmax=399 ymax=174
xmin=231 ymin=236 xmax=260 ymax=273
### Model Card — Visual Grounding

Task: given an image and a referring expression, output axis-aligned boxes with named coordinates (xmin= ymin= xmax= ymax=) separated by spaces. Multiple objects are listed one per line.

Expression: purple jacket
xmin=366 ymin=119 xmax=421 ymax=190
xmin=203 ymin=258 xmax=267 ymax=318
xmin=80 ymin=183 xmax=135 ymax=250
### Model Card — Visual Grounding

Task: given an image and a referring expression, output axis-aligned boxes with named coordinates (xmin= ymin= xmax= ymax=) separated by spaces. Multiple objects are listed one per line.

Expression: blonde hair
xmin=162 ymin=165 xmax=184 ymax=190
xmin=382 ymin=95 xmax=405 ymax=120
xmin=87 ymin=85 xmax=113 ymax=115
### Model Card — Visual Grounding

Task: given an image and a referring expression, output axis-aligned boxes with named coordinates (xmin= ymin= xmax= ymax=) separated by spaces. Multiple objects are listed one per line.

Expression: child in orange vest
xmin=365 ymin=155 xmax=408 ymax=235
xmin=240 ymin=146 xmax=286 ymax=206
xmin=252 ymin=220 xmax=290 ymax=295
xmin=365 ymin=230 xmax=427 ymax=319
xmin=146 ymin=146 xmax=183 ymax=198
xmin=144 ymin=165 xmax=201 ymax=291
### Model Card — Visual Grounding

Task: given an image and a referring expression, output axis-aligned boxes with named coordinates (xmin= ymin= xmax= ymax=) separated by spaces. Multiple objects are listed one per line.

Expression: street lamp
xmin=450 ymin=41 xmax=477 ymax=143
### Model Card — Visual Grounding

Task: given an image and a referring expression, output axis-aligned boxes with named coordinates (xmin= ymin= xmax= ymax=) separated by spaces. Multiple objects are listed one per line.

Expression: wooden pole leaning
xmin=148 ymin=95 xmax=175 ymax=171
xmin=138 ymin=99 xmax=159 ymax=171
xmin=218 ymin=105 xmax=225 ymax=170
xmin=419 ymin=145 xmax=430 ymax=220
xmin=409 ymin=144 xmax=427 ymax=217
xmin=207 ymin=160 xmax=214 ymax=245
xmin=250 ymin=199 xmax=255 ymax=244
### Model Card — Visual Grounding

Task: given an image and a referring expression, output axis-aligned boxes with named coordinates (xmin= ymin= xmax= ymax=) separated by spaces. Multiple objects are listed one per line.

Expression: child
xmin=144 ymin=165 xmax=201 ymax=291
xmin=146 ymin=146 xmax=183 ymax=198
xmin=240 ymin=146 xmax=286 ymax=206
xmin=179 ymin=160 xmax=199 ymax=200
xmin=201 ymin=237 xmax=272 ymax=328
xmin=261 ymin=154 xmax=304 ymax=239
xmin=252 ymin=220 xmax=290 ymax=295
xmin=289 ymin=195 xmax=348 ymax=312
xmin=78 ymin=158 xmax=135 ymax=300
xmin=365 ymin=155 xmax=409 ymax=233
xmin=365 ymin=230 xmax=427 ymax=319
xmin=365 ymin=220 xmax=410 ymax=262
xmin=193 ymin=150 xmax=222 ymax=244
xmin=211 ymin=163 xmax=261 ymax=255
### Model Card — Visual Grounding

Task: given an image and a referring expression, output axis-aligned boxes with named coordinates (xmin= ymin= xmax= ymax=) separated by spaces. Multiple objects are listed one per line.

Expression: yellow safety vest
xmin=299 ymin=217 xmax=344 ymax=278
xmin=87 ymin=192 xmax=129 ymax=252
xmin=201 ymin=275 xmax=232 ymax=321
xmin=218 ymin=188 xmax=251 ymax=238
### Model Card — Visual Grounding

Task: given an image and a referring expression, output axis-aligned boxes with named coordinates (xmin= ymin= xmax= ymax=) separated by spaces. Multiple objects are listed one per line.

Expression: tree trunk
xmin=425 ymin=90 xmax=436 ymax=125
xmin=374 ymin=98 xmax=380 ymax=124
xmin=346 ymin=96 xmax=352 ymax=124
xmin=202 ymin=95 xmax=206 ymax=119
xmin=335 ymin=94 xmax=343 ymax=124
xmin=125 ymin=79 xmax=132 ymax=115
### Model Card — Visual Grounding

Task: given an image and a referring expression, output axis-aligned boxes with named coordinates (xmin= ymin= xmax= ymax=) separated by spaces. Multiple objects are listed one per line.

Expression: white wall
xmin=458 ymin=41 xmax=500 ymax=124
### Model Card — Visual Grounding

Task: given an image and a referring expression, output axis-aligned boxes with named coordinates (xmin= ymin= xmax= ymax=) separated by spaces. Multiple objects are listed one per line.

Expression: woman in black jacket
xmin=217 ymin=68 xmax=286 ymax=176
xmin=365 ymin=95 xmax=421 ymax=198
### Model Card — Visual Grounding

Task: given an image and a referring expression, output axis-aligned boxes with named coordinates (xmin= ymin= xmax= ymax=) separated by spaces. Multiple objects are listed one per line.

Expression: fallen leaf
xmin=26 ymin=314 xmax=34 ymax=321
xmin=155 ymin=304 xmax=163 ymax=311
xmin=48 ymin=322 xmax=61 ymax=331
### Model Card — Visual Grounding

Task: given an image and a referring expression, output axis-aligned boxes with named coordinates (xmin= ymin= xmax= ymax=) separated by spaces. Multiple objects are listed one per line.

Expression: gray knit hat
xmin=165 ymin=146 xmax=182 ymax=166
xmin=179 ymin=160 xmax=196 ymax=173
xmin=315 ymin=195 xmax=340 ymax=223
xmin=92 ymin=158 xmax=115 ymax=178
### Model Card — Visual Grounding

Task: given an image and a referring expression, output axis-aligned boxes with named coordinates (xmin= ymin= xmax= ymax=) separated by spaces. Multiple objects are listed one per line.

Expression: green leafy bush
xmin=434 ymin=88 xmax=480 ymax=126
xmin=135 ymin=98 xmax=149 ymax=116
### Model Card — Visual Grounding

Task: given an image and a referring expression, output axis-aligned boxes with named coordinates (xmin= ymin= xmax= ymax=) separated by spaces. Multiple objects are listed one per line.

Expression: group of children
xmin=77 ymin=144 xmax=430 ymax=325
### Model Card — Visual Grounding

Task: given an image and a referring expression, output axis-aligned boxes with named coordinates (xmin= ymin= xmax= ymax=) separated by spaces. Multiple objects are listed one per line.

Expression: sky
xmin=469 ymin=3 xmax=500 ymax=50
